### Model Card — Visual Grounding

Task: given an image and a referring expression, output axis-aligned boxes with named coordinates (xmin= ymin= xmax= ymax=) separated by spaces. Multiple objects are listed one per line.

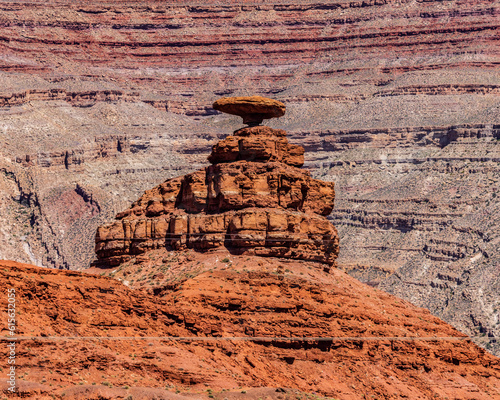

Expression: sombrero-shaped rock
xmin=213 ymin=96 xmax=285 ymax=125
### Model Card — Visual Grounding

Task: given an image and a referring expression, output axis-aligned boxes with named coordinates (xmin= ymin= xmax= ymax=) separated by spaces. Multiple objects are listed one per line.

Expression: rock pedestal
xmin=94 ymin=98 xmax=339 ymax=270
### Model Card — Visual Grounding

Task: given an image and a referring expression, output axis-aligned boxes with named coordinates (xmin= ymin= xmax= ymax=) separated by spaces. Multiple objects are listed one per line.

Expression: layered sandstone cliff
xmin=94 ymin=103 xmax=339 ymax=269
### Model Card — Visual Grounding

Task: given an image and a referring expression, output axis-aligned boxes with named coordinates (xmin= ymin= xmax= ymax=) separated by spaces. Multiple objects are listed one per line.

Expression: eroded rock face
xmin=94 ymin=124 xmax=339 ymax=268
xmin=209 ymin=125 xmax=304 ymax=167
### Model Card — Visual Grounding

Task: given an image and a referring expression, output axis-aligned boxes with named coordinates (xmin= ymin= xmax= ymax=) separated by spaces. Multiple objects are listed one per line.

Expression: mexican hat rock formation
xmin=94 ymin=96 xmax=339 ymax=270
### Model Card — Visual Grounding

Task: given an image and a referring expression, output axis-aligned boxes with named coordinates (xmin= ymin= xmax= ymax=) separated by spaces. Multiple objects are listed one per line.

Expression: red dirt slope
xmin=1 ymin=257 xmax=499 ymax=399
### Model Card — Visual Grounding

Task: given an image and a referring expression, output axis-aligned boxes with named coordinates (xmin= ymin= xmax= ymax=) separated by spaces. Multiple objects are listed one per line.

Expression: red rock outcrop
xmin=94 ymin=115 xmax=339 ymax=268
xmin=208 ymin=125 xmax=304 ymax=167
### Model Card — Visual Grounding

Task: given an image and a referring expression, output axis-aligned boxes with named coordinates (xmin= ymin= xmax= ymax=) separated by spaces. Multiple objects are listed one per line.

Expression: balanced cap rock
xmin=213 ymin=96 xmax=286 ymax=125
xmin=94 ymin=97 xmax=339 ymax=270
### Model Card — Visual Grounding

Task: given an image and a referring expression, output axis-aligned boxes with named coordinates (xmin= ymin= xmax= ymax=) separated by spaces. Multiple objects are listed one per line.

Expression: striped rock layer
xmin=94 ymin=125 xmax=339 ymax=268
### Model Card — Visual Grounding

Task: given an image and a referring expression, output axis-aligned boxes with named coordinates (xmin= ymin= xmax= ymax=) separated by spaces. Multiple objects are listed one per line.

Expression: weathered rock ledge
xmin=94 ymin=123 xmax=339 ymax=269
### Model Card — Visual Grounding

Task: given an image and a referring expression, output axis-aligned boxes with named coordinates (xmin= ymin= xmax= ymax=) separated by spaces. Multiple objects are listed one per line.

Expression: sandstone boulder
xmin=213 ymin=96 xmax=286 ymax=125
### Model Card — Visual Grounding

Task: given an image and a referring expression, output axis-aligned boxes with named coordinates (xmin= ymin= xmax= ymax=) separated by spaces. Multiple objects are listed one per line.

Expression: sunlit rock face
xmin=95 ymin=102 xmax=339 ymax=269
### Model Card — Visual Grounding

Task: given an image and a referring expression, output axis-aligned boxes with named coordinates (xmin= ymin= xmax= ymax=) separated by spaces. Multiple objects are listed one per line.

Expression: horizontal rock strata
xmin=95 ymin=124 xmax=339 ymax=268
xmin=209 ymin=126 xmax=304 ymax=167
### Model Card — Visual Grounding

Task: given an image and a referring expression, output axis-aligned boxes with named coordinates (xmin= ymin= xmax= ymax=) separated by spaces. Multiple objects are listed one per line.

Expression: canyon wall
xmin=0 ymin=0 xmax=498 ymax=354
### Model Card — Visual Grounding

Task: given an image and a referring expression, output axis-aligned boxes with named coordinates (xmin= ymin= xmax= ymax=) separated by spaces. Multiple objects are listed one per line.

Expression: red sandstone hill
xmin=1 ymin=258 xmax=500 ymax=400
